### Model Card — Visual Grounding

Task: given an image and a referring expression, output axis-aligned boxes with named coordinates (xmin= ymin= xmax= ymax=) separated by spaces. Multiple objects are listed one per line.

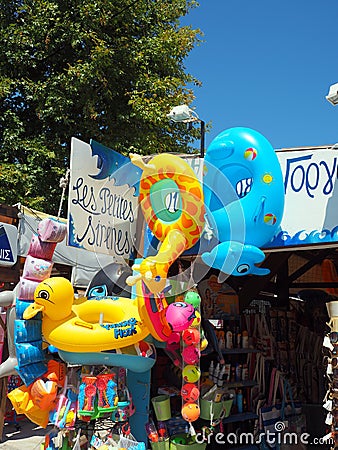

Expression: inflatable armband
xmin=30 ymin=378 xmax=58 ymax=410
xmin=17 ymin=278 xmax=40 ymax=301
xmin=28 ymin=234 xmax=57 ymax=260
xmin=22 ymin=255 xmax=53 ymax=282
xmin=38 ymin=218 xmax=67 ymax=243
xmin=14 ymin=319 xmax=42 ymax=343
xmin=15 ymin=299 xmax=34 ymax=320
xmin=15 ymin=341 xmax=45 ymax=367
xmin=15 ymin=361 xmax=47 ymax=386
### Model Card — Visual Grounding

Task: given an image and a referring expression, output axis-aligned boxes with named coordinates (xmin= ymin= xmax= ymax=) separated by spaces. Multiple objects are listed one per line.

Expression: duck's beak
xmin=23 ymin=303 xmax=45 ymax=319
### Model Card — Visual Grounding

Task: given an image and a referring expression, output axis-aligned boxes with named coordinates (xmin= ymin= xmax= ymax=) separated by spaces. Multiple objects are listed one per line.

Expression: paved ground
xmin=0 ymin=417 xmax=52 ymax=450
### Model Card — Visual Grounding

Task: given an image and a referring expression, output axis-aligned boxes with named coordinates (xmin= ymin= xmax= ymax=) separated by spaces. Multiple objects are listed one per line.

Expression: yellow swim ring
xmin=23 ymin=277 xmax=149 ymax=353
xmin=131 ymin=153 xmax=204 ymax=249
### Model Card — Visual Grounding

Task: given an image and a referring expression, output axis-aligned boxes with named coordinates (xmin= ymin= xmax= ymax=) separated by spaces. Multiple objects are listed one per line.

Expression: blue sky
xmin=181 ymin=0 xmax=338 ymax=150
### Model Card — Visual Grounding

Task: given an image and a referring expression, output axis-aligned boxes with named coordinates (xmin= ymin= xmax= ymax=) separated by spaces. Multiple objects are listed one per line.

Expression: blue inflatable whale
xmin=202 ymin=127 xmax=285 ymax=276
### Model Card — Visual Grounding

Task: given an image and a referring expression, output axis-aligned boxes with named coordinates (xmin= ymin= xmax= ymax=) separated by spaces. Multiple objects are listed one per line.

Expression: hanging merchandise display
xmin=4 ymin=160 xmax=205 ymax=444
xmin=1 ymin=126 xmax=291 ymax=449
xmin=3 ymin=217 xmax=67 ymax=386
xmin=50 ymin=376 xmax=78 ymax=429
xmin=180 ymin=290 xmax=202 ymax=433
xmin=23 ymin=277 xmax=151 ymax=352
xmin=322 ymin=300 xmax=338 ymax=446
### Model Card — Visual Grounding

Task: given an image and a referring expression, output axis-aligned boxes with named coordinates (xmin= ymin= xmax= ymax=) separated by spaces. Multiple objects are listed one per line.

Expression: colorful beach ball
xmin=182 ymin=346 xmax=200 ymax=365
xmin=264 ymin=213 xmax=277 ymax=225
xmin=184 ymin=291 xmax=201 ymax=308
xmin=182 ymin=365 xmax=201 ymax=383
xmin=182 ymin=328 xmax=200 ymax=346
xmin=166 ymin=302 xmax=195 ymax=332
xmin=181 ymin=383 xmax=200 ymax=403
xmin=181 ymin=402 xmax=200 ymax=422
xmin=244 ymin=147 xmax=257 ymax=160
xmin=191 ymin=310 xmax=201 ymax=328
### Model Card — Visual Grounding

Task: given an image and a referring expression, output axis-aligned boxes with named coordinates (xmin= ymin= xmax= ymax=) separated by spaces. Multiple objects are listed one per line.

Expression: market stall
xmin=1 ymin=126 xmax=338 ymax=449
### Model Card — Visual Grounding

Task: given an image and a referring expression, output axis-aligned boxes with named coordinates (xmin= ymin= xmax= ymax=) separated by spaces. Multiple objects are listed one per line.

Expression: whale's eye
xmin=237 ymin=264 xmax=249 ymax=274
xmin=39 ymin=290 xmax=50 ymax=300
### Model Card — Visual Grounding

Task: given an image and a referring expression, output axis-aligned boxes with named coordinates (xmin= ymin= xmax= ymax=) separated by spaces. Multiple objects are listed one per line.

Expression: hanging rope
xmin=57 ymin=169 xmax=71 ymax=220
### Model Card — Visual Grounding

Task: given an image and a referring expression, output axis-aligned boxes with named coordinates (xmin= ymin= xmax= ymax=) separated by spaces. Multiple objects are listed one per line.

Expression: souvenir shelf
xmin=224 ymin=380 xmax=257 ymax=389
xmin=222 ymin=411 xmax=258 ymax=424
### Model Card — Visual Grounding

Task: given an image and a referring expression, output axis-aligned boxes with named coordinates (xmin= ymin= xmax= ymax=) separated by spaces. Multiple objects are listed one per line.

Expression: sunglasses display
xmin=323 ymin=328 xmax=338 ymax=449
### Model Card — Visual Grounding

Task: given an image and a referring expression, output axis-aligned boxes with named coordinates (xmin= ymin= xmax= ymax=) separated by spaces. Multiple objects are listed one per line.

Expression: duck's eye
xmin=39 ymin=290 xmax=50 ymax=300
xmin=237 ymin=264 xmax=250 ymax=274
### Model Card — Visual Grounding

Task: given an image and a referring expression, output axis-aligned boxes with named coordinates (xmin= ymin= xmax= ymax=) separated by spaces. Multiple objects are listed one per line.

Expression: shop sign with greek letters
xmin=265 ymin=148 xmax=338 ymax=250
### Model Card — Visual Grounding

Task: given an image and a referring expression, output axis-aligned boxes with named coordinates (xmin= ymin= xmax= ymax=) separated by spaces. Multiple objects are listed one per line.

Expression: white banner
xmin=265 ymin=148 xmax=338 ymax=249
xmin=67 ymin=138 xmax=138 ymax=259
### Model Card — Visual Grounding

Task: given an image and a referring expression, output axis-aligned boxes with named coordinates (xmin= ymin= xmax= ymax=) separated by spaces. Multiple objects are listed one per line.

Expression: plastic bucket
xmin=223 ymin=399 xmax=233 ymax=418
xmin=151 ymin=395 xmax=171 ymax=421
xmin=327 ymin=301 xmax=338 ymax=318
xmin=199 ymin=398 xmax=224 ymax=421
xmin=151 ymin=439 xmax=170 ymax=450
xmin=170 ymin=434 xmax=206 ymax=450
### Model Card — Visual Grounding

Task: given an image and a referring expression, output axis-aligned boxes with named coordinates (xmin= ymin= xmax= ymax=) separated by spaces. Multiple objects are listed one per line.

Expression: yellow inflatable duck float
xmin=23 ymin=277 xmax=151 ymax=352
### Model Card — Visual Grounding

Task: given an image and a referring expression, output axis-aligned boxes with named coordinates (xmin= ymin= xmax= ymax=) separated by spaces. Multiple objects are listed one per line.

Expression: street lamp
xmin=167 ymin=105 xmax=205 ymax=158
xmin=326 ymin=83 xmax=338 ymax=106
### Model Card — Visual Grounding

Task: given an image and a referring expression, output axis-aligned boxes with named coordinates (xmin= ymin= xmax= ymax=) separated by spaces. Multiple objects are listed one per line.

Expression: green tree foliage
xmin=0 ymin=0 xmax=203 ymax=214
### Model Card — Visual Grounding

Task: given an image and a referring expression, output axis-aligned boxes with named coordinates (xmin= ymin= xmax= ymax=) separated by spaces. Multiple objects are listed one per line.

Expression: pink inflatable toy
xmin=165 ymin=302 xmax=195 ymax=332
xmin=182 ymin=346 xmax=200 ymax=365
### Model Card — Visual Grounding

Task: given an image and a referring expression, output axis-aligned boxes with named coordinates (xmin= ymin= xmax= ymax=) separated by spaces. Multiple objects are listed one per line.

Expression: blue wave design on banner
xmin=89 ymin=140 xmax=140 ymax=196
xmin=68 ymin=213 xmax=84 ymax=249
xmin=264 ymin=226 xmax=338 ymax=248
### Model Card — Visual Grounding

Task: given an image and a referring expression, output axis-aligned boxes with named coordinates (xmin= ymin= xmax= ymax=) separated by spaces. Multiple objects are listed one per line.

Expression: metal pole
xmin=200 ymin=119 xmax=205 ymax=158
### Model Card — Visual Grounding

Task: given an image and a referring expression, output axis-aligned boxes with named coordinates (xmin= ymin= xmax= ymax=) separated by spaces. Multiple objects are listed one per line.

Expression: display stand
xmin=127 ymin=368 xmax=151 ymax=444
xmin=127 ymin=274 xmax=152 ymax=444
xmin=219 ymin=347 xmax=259 ymax=445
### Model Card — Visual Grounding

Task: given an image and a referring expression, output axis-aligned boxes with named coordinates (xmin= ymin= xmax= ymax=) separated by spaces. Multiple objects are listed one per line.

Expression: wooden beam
xmin=288 ymin=249 xmax=335 ymax=283
xmin=290 ymin=282 xmax=338 ymax=289
xmin=0 ymin=204 xmax=19 ymax=225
